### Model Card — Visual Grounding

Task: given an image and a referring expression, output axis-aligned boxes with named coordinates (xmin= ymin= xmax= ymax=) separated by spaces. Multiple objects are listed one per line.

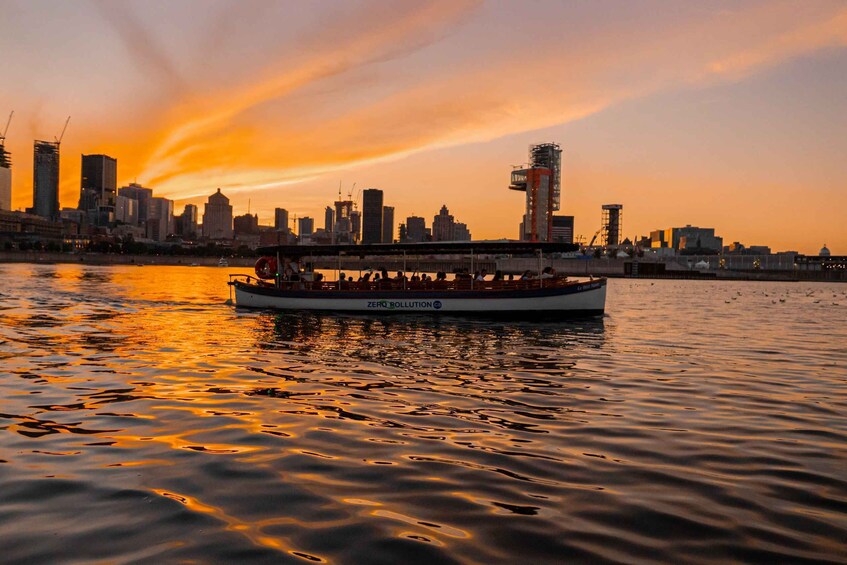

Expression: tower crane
xmin=0 ymin=111 xmax=13 ymax=143
xmin=55 ymin=116 xmax=71 ymax=145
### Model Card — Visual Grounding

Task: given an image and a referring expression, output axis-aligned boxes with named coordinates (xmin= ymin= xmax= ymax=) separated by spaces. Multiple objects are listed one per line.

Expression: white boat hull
xmin=232 ymin=279 xmax=606 ymax=315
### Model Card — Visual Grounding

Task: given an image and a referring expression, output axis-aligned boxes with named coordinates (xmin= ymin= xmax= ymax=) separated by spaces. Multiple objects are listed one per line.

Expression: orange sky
xmin=1 ymin=0 xmax=845 ymax=253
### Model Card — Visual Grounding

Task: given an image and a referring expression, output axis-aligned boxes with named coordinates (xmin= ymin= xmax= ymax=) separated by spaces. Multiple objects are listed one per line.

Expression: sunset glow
xmin=2 ymin=0 xmax=845 ymax=252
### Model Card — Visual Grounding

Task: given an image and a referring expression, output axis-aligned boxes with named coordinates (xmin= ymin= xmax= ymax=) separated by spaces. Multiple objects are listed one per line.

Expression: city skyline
xmin=1 ymin=1 xmax=845 ymax=253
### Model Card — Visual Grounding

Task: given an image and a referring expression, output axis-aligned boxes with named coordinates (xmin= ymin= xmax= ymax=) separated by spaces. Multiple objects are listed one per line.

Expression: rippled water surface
xmin=1 ymin=263 xmax=846 ymax=564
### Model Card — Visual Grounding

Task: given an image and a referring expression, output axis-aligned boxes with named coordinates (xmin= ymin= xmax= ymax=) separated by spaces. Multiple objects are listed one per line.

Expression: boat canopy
xmin=257 ymin=241 xmax=579 ymax=258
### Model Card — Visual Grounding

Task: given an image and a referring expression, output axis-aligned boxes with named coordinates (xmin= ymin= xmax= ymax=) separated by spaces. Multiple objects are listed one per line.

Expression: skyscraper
xmin=509 ymin=142 xmax=562 ymax=241
xmin=118 ymin=183 xmax=153 ymax=224
xmin=202 ymin=188 xmax=233 ymax=239
xmin=298 ymin=216 xmax=314 ymax=237
xmin=79 ymin=154 xmax=117 ymax=226
xmin=179 ymin=204 xmax=198 ymax=237
xmin=274 ymin=208 xmax=289 ymax=232
xmin=324 ymin=206 xmax=335 ymax=232
xmin=382 ymin=205 xmax=394 ymax=244
xmin=32 ymin=140 xmax=60 ymax=220
xmin=147 ymin=197 xmax=174 ymax=241
xmin=405 ymin=216 xmax=426 ymax=242
xmin=432 ymin=205 xmax=454 ymax=241
xmin=0 ymin=139 xmax=11 ymax=211
xmin=361 ymin=189 xmax=383 ymax=244
xmin=350 ymin=210 xmax=361 ymax=243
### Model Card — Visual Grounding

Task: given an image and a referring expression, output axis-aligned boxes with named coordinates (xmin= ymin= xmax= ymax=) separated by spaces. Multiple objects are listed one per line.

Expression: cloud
xmin=133 ymin=1 xmax=847 ymax=203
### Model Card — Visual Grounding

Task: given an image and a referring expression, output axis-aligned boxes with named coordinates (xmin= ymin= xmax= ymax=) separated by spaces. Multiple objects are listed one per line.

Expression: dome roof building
xmin=820 ymin=244 xmax=831 ymax=257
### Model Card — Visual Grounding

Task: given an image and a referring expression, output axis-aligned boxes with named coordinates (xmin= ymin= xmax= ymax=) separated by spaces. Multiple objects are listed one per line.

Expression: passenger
xmin=540 ymin=267 xmax=555 ymax=279
xmin=476 ymin=269 xmax=488 ymax=281
xmin=410 ymin=273 xmax=420 ymax=283
xmin=381 ymin=267 xmax=389 ymax=281
xmin=339 ymin=273 xmax=347 ymax=282
xmin=420 ymin=273 xmax=428 ymax=282
xmin=394 ymin=271 xmax=405 ymax=281
xmin=373 ymin=274 xmax=381 ymax=283
xmin=519 ymin=270 xmax=533 ymax=281
xmin=508 ymin=273 xmax=514 ymax=281
xmin=362 ymin=272 xmax=371 ymax=282
xmin=492 ymin=270 xmax=504 ymax=281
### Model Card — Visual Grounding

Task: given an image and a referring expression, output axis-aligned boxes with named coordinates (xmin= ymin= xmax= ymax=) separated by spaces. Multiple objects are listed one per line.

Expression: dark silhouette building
xmin=361 ymin=189 xmax=383 ymax=244
xmin=274 ymin=208 xmax=289 ymax=232
xmin=79 ymin=154 xmax=117 ymax=226
xmin=382 ymin=205 xmax=394 ymax=244
xmin=32 ymin=141 xmax=60 ymax=220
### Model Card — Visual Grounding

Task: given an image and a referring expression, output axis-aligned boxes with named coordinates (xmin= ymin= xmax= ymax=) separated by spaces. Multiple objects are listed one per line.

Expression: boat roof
xmin=257 ymin=240 xmax=579 ymax=258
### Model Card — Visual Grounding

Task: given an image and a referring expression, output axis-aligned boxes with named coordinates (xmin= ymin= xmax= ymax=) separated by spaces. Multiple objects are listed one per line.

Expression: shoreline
xmin=1 ymin=251 xmax=843 ymax=282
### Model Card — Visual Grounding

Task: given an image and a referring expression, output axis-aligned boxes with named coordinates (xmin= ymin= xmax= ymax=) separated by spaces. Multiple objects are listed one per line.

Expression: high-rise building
xmin=274 ymin=208 xmax=289 ymax=232
xmin=551 ymin=215 xmax=574 ymax=244
xmin=234 ymin=213 xmax=259 ymax=235
xmin=405 ymin=216 xmax=426 ymax=242
xmin=432 ymin=205 xmax=454 ymax=241
xmin=382 ymin=205 xmax=394 ymax=244
xmin=298 ymin=216 xmax=314 ymax=237
xmin=79 ymin=154 xmax=117 ymax=226
xmin=333 ymin=199 xmax=354 ymax=243
xmin=202 ymin=188 xmax=233 ymax=240
xmin=350 ymin=210 xmax=361 ymax=243
xmin=115 ymin=195 xmax=138 ymax=225
xmin=453 ymin=222 xmax=471 ymax=241
xmin=32 ymin=140 xmax=61 ymax=220
xmin=146 ymin=197 xmax=174 ymax=241
xmin=324 ymin=206 xmax=335 ymax=233
xmin=361 ymin=189 xmax=383 ymax=244
xmin=118 ymin=183 xmax=153 ymax=224
xmin=509 ymin=142 xmax=562 ymax=241
xmin=0 ymin=139 xmax=11 ymax=211
xmin=178 ymin=204 xmax=198 ymax=238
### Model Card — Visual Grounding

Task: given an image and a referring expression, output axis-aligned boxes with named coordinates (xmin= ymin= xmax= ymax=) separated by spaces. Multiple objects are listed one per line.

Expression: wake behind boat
xmin=228 ymin=241 xmax=606 ymax=316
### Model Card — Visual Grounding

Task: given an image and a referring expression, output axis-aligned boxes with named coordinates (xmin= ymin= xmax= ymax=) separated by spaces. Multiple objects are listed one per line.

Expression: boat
xmin=228 ymin=242 xmax=606 ymax=316
xmin=218 ymin=257 xmax=229 ymax=267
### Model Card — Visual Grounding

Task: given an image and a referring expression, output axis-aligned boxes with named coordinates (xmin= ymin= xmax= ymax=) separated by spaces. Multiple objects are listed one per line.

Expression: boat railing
xmin=230 ymin=273 xmax=591 ymax=292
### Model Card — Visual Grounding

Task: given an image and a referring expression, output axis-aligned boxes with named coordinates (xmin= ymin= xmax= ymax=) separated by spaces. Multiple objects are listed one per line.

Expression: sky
xmin=1 ymin=0 xmax=845 ymax=253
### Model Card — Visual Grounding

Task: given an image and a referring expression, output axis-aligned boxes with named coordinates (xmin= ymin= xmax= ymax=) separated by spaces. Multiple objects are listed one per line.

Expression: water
xmin=1 ymin=263 xmax=846 ymax=564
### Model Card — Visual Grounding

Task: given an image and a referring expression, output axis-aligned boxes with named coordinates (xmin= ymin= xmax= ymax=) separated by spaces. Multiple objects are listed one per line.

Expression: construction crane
xmin=587 ymin=227 xmax=605 ymax=248
xmin=55 ymin=116 xmax=71 ymax=145
xmin=0 ymin=111 xmax=13 ymax=143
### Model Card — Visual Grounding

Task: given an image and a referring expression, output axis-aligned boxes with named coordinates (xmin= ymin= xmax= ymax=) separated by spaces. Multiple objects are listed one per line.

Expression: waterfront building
xmin=32 ymin=140 xmax=61 ymax=220
xmin=234 ymin=213 xmax=259 ymax=235
xmin=350 ymin=210 xmax=361 ymax=243
xmin=551 ymin=215 xmax=574 ymax=244
xmin=324 ymin=206 xmax=335 ymax=233
xmin=298 ymin=216 xmax=314 ymax=237
xmin=509 ymin=143 xmax=562 ymax=241
xmin=453 ymin=222 xmax=471 ymax=241
xmin=118 ymin=183 xmax=153 ymax=225
xmin=361 ymin=189 xmax=383 ymax=244
xmin=146 ymin=197 xmax=174 ymax=242
xmin=274 ymin=208 xmax=289 ymax=232
xmin=115 ymin=195 xmax=138 ymax=225
xmin=202 ymin=188 xmax=233 ymax=240
xmin=432 ymin=205 xmax=455 ymax=241
xmin=0 ymin=140 xmax=11 ymax=211
xmin=405 ymin=215 xmax=426 ymax=242
xmin=78 ymin=154 xmax=117 ymax=226
xmin=177 ymin=204 xmax=198 ymax=238
xmin=382 ymin=205 xmax=394 ymax=244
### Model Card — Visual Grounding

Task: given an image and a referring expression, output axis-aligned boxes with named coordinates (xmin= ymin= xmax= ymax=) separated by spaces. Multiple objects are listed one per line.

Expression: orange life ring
xmin=255 ymin=256 xmax=278 ymax=279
